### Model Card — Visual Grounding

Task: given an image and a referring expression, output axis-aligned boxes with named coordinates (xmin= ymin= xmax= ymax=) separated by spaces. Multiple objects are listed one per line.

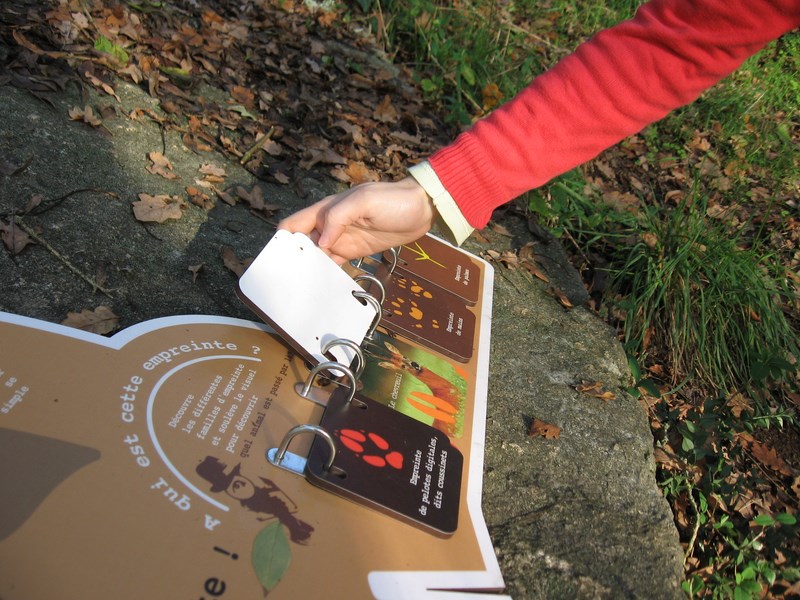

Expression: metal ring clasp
xmin=354 ymin=273 xmax=386 ymax=305
xmin=385 ymin=246 xmax=399 ymax=274
xmin=321 ymin=338 xmax=365 ymax=379
xmin=269 ymin=424 xmax=336 ymax=472
xmin=299 ymin=361 xmax=357 ymax=403
xmin=352 ymin=291 xmax=381 ymax=339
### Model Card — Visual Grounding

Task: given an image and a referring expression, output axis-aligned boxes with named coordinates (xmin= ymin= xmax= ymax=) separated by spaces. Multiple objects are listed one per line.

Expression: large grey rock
xmin=1 ymin=76 xmax=684 ymax=597
xmin=465 ymin=229 xmax=684 ymax=598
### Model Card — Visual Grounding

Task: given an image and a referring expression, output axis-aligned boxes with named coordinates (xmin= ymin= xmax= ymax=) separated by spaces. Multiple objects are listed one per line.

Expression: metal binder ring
xmin=300 ymin=361 xmax=357 ymax=403
xmin=269 ymin=424 xmax=336 ymax=472
xmin=354 ymin=273 xmax=386 ymax=305
xmin=386 ymin=246 xmax=399 ymax=274
xmin=321 ymin=338 xmax=365 ymax=379
xmin=352 ymin=291 xmax=381 ymax=339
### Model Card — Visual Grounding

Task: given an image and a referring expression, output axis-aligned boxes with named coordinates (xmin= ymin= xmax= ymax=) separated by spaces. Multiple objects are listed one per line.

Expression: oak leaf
xmin=68 ymin=105 xmax=102 ymax=127
xmin=186 ymin=186 xmax=214 ymax=210
xmin=331 ymin=161 xmax=379 ymax=185
xmin=575 ymin=380 xmax=616 ymax=401
xmin=146 ymin=152 xmax=178 ymax=180
xmin=0 ymin=156 xmax=33 ymax=176
xmin=374 ymin=95 xmax=398 ymax=123
xmin=0 ymin=220 xmax=34 ymax=254
xmin=481 ymin=82 xmax=503 ymax=111
xmin=748 ymin=439 xmax=793 ymax=477
xmin=61 ymin=306 xmax=120 ymax=335
xmin=528 ymin=418 xmax=561 ymax=440
xmin=199 ymin=163 xmax=227 ymax=183
xmin=221 ymin=246 xmax=252 ymax=277
xmin=235 ymin=185 xmax=265 ymax=210
xmin=132 ymin=193 xmax=186 ymax=222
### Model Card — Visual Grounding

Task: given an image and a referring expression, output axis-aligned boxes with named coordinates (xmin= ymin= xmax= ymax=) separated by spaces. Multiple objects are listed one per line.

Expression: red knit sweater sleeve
xmin=427 ymin=0 xmax=800 ymax=229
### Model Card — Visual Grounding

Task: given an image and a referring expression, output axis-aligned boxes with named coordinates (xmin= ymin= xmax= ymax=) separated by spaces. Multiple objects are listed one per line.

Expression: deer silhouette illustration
xmin=371 ymin=341 xmax=464 ymax=437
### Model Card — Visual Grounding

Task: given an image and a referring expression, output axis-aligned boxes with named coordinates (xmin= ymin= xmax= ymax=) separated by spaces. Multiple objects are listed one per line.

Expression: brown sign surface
xmin=0 ymin=248 xmax=502 ymax=599
xmin=387 ymin=235 xmax=482 ymax=306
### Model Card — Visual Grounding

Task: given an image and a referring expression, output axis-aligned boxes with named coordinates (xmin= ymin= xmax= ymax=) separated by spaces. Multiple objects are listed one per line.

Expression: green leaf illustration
xmin=251 ymin=521 xmax=291 ymax=593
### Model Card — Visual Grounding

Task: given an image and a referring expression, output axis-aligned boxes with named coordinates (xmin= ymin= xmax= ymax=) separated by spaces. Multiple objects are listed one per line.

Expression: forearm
xmin=427 ymin=0 xmax=800 ymax=229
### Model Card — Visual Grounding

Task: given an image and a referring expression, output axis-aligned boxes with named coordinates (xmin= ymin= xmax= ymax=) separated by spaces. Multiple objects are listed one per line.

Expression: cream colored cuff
xmin=408 ymin=161 xmax=474 ymax=246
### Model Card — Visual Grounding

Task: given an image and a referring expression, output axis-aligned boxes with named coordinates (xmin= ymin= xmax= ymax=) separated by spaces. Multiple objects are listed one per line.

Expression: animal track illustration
xmin=336 ymin=428 xmax=404 ymax=469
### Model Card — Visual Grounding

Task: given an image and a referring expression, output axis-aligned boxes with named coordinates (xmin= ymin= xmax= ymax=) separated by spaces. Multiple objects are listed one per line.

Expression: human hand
xmin=277 ymin=177 xmax=434 ymax=265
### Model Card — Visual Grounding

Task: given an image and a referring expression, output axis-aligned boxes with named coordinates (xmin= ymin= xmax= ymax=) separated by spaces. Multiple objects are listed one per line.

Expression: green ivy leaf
xmin=94 ymin=35 xmax=129 ymax=65
xmin=251 ymin=521 xmax=291 ymax=593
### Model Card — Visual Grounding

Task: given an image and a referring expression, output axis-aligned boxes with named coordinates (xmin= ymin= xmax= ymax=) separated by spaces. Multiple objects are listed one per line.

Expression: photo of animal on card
xmin=360 ymin=331 xmax=468 ymax=439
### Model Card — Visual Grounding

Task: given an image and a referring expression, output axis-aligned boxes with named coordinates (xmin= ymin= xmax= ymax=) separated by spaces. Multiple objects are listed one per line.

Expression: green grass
xmin=610 ymin=195 xmax=797 ymax=393
xmin=363 ymin=0 xmax=800 ymax=596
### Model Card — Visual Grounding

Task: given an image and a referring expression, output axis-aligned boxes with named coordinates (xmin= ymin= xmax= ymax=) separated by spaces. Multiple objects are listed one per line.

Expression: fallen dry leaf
xmin=485 ymin=248 xmax=519 ymax=269
xmin=0 ymin=219 xmax=34 ymax=254
xmin=220 ymin=246 xmax=252 ymax=277
xmin=551 ymin=286 xmax=574 ymax=309
xmin=68 ymin=105 xmax=102 ymax=127
xmin=83 ymin=69 xmax=121 ymax=102
xmin=481 ymin=82 xmax=503 ymax=111
xmin=528 ymin=418 xmax=561 ymax=440
xmin=575 ymin=380 xmax=617 ymax=401
xmin=373 ymin=95 xmax=398 ymax=123
xmin=186 ymin=186 xmax=214 ymax=210
xmin=653 ymin=446 xmax=687 ymax=472
xmin=25 ymin=194 xmax=44 ymax=213
xmin=488 ymin=222 xmax=514 ymax=237
xmin=132 ymin=193 xmax=186 ymax=223
xmin=199 ymin=163 xmax=227 ymax=183
xmin=61 ymin=306 xmax=120 ymax=335
xmin=727 ymin=392 xmax=753 ymax=418
xmin=188 ymin=263 xmax=204 ymax=283
xmin=146 ymin=151 xmax=178 ymax=180
xmin=522 ymin=259 xmax=549 ymax=282
xmin=331 ymin=161 xmax=380 ymax=185
xmin=748 ymin=439 xmax=794 ymax=477
xmin=235 ymin=185 xmax=265 ymax=210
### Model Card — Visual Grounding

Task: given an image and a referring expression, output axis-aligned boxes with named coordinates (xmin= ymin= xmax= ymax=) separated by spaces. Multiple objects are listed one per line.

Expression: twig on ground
xmin=239 ymin=126 xmax=275 ymax=165
xmin=684 ymin=483 xmax=701 ymax=567
xmin=14 ymin=217 xmax=115 ymax=297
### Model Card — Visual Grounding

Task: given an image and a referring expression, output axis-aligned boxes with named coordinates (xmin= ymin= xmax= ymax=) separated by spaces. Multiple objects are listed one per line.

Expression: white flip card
xmin=236 ymin=230 xmax=379 ymax=367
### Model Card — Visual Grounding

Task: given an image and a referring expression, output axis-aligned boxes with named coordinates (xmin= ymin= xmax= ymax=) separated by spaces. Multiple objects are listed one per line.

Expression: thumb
xmin=317 ymin=219 xmax=346 ymax=251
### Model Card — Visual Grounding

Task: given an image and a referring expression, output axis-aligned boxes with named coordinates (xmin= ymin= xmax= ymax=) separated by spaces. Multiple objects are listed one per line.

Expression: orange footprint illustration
xmin=336 ymin=428 xmax=403 ymax=469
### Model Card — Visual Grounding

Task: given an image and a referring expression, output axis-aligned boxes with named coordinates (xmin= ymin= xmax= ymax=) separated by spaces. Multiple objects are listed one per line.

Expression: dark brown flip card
xmin=384 ymin=236 xmax=481 ymax=306
xmin=370 ymin=266 xmax=475 ymax=362
xmin=305 ymin=387 xmax=463 ymax=536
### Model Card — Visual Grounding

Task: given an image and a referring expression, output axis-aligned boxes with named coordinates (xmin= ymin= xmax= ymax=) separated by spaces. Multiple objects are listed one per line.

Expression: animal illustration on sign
xmin=374 ymin=341 xmax=463 ymax=436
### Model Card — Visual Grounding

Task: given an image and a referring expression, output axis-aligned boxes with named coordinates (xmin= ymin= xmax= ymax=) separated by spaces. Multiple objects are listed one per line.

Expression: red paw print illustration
xmin=336 ymin=429 xmax=404 ymax=469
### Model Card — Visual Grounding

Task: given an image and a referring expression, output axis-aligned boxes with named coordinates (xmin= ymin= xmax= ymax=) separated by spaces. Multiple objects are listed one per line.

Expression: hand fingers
xmin=277 ymin=196 xmax=335 ymax=234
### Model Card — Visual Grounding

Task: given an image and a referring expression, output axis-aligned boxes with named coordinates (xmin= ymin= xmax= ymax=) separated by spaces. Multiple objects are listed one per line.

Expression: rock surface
xmin=1 ymin=73 xmax=684 ymax=598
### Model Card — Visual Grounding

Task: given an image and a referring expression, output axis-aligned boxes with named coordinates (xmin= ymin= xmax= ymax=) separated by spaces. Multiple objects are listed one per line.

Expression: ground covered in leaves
xmin=1 ymin=0 xmax=451 ymax=195
xmin=1 ymin=0 xmax=798 ymax=595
